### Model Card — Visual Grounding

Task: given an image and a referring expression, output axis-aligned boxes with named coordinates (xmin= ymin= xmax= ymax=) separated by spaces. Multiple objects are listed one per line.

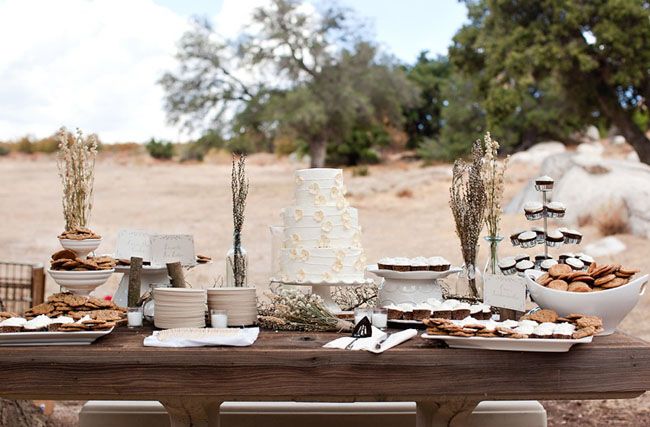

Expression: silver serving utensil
xmin=375 ymin=333 xmax=390 ymax=350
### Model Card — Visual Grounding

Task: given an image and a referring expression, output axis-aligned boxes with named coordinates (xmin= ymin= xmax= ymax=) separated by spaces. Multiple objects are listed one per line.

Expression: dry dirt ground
xmin=1 ymin=153 xmax=649 ymax=426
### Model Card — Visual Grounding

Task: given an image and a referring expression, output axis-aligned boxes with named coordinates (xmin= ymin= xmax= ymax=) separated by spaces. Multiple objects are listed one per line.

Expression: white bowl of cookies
xmin=58 ymin=227 xmax=102 ymax=258
xmin=525 ymin=263 xmax=647 ymax=335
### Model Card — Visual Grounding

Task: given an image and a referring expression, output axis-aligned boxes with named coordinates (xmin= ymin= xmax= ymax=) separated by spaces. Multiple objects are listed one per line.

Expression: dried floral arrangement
xmin=481 ymin=132 xmax=509 ymax=275
xmin=481 ymin=132 xmax=509 ymax=240
xmin=230 ymin=155 xmax=250 ymax=287
xmin=332 ymin=282 xmax=378 ymax=311
xmin=449 ymin=140 xmax=487 ymax=297
xmin=258 ymin=288 xmax=353 ymax=332
xmin=56 ymin=127 xmax=98 ymax=232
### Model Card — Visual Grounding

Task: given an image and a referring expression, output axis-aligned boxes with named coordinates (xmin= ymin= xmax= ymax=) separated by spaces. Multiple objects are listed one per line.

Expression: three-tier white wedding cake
xmin=278 ymin=168 xmax=367 ymax=283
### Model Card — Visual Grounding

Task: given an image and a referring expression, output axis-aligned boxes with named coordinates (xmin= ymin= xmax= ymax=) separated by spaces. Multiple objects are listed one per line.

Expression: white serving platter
xmin=366 ymin=265 xmax=461 ymax=280
xmin=421 ymin=333 xmax=592 ymax=353
xmin=0 ymin=328 xmax=113 ymax=346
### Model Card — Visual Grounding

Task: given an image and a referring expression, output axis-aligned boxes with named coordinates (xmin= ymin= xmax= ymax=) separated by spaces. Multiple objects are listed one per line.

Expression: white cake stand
xmin=366 ymin=265 xmax=461 ymax=306
xmin=270 ymin=277 xmax=375 ymax=313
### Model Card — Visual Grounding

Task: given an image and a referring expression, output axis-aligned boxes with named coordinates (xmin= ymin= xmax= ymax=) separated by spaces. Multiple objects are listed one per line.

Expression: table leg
xmin=416 ymin=399 xmax=478 ymax=427
xmin=160 ymin=398 xmax=223 ymax=427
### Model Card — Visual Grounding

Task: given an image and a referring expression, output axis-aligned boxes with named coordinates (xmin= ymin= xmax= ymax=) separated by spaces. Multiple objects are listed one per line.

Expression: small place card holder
xmin=483 ymin=273 xmax=527 ymax=318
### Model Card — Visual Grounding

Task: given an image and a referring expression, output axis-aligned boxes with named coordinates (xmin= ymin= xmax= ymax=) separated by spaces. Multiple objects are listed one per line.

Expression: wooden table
xmin=1 ymin=328 xmax=650 ymax=427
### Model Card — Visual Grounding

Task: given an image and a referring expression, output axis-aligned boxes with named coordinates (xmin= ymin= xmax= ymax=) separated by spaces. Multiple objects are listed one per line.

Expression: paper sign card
xmin=114 ymin=229 xmax=197 ymax=267
xmin=115 ymin=229 xmax=152 ymax=261
xmin=149 ymin=234 xmax=196 ymax=267
xmin=483 ymin=273 xmax=527 ymax=312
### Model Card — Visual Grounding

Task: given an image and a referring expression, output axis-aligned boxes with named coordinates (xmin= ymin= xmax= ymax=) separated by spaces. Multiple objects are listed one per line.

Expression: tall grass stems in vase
xmin=227 ymin=155 xmax=250 ymax=287
xmin=481 ymin=132 xmax=509 ymax=275
xmin=449 ymin=140 xmax=487 ymax=298
xmin=56 ymin=127 xmax=98 ymax=232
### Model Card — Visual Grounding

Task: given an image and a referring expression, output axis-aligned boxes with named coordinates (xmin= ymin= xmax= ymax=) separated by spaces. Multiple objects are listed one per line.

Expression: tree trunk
xmin=0 ymin=399 xmax=48 ymax=427
xmin=309 ymin=140 xmax=327 ymax=168
xmin=596 ymin=90 xmax=650 ymax=164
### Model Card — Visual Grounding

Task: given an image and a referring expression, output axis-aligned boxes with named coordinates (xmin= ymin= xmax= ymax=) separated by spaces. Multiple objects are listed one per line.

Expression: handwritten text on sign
xmin=483 ymin=274 xmax=527 ymax=312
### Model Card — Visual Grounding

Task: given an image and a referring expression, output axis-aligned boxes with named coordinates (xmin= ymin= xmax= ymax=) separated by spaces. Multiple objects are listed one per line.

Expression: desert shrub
xmin=416 ymin=137 xmax=466 ymax=163
xmin=145 ymin=138 xmax=174 ymax=160
xmin=16 ymin=137 xmax=33 ymax=154
xmin=352 ymin=165 xmax=369 ymax=177
xmin=397 ymin=188 xmax=413 ymax=198
xmin=273 ymin=134 xmax=298 ymax=156
xmin=0 ymin=145 xmax=9 ymax=156
xmin=594 ymin=201 xmax=630 ymax=236
xmin=31 ymin=135 xmax=59 ymax=153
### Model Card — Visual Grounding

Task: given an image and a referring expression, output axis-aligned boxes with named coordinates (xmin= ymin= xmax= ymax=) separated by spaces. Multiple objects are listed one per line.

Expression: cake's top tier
xmin=294 ymin=168 xmax=348 ymax=209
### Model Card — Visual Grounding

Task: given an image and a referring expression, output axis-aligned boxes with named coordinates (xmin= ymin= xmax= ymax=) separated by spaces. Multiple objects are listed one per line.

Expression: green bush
xmin=145 ymin=138 xmax=174 ymax=160
xmin=327 ymin=125 xmax=389 ymax=166
xmin=0 ymin=145 xmax=9 ymax=156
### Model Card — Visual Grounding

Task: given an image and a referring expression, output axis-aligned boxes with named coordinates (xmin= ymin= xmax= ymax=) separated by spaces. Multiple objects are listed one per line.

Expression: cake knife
xmin=375 ymin=333 xmax=391 ymax=350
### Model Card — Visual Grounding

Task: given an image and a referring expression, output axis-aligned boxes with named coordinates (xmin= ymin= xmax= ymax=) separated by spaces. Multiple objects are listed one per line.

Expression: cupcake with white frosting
xmin=524 ymin=202 xmax=544 ymax=220
xmin=23 ymin=315 xmax=52 ymax=332
xmin=410 ymin=257 xmax=429 ymax=272
xmin=535 ymin=175 xmax=554 ymax=191
xmin=0 ymin=317 xmax=27 ymax=333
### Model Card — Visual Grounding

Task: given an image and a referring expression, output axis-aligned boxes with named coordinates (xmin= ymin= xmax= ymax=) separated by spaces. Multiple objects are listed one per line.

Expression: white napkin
xmin=143 ymin=327 xmax=259 ymax=348
xmin=323 ymin=327 xmax=417 ymax=354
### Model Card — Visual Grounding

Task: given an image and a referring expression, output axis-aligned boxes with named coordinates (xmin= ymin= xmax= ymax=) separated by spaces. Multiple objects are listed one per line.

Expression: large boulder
xmin=506 ymin=152 xmax=650 ymax=238
xmin=509 ymin=141 xmax=566 ymax=166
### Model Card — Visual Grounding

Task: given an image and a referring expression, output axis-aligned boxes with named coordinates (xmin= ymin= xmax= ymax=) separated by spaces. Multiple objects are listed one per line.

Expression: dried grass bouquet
xmin=449 ymin=140 xmax=487 ymax=297
xmin=56 ymin=127 xmax=98 ymax=232
xmin=481 ymin=132 xmax=509 ymax=240
xmin=258 ymin=288 xmax=353 ymax=332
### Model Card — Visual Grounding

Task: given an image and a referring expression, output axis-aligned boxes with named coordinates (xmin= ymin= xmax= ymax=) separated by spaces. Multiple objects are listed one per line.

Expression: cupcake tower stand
xmin=513 ymin=179 xmax=582 ymax=266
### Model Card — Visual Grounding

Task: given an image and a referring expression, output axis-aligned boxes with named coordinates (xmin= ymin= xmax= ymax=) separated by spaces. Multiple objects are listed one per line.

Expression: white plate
xmin=366 ymin=265 xmax=461 ymax=280
xmin=421 ymin=333 xmax=593 ymax=352
xmin=0 ymin=328 xmax=113 ymax=346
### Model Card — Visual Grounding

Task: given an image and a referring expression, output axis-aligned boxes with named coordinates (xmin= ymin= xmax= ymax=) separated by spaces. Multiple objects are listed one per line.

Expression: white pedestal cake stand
xmin=270 ymin=278 xmax=375 ymax=313
xmin=366 ymin=265 xmax=461 ymax=306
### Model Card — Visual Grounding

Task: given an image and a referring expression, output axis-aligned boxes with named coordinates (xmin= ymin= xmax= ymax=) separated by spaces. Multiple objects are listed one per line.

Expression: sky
xmin=0 ymin=0 xmax=467 ymax=142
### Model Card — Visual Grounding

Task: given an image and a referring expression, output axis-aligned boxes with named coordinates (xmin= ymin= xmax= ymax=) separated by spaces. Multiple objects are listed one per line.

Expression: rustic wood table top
xmin=1 ymin=327 xmax=649 ymax=426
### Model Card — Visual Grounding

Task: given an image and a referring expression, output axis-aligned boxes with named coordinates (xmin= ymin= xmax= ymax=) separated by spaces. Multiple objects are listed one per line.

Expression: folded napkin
xmin=323 ymin=327 xmax=417 ymax=354
xmin=143 ymin=327 xmax=259 ymax=348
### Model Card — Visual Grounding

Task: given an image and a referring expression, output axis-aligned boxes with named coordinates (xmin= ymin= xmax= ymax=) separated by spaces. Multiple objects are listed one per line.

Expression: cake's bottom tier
xmin=279 ymin=247 xmax=367 ymax=283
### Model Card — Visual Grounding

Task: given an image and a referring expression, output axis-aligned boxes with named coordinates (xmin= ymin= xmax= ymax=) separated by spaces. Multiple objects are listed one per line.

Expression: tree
xmin=160 ymin=0 xmax=418 ymax=167
xmin=451 ymin=0 xmax=650 ymax=163
xmin=402 ymin=52 xmax=451 ymax=148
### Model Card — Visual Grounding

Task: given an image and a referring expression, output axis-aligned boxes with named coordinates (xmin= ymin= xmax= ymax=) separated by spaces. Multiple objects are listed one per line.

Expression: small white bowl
xmin=526 ymin=273 xmax=648 ymax=335
xmin=47 ymin=268 xmax=114 ymax=296
xmin=59 ymin=238 xmax=102 ymax=258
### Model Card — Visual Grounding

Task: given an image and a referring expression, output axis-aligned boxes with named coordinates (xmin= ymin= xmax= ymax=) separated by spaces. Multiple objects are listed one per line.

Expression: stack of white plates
xmin=207 ymin=288 xmax=257 ymax=326
xmin=153 ymin=288 xmax=207 ymax=329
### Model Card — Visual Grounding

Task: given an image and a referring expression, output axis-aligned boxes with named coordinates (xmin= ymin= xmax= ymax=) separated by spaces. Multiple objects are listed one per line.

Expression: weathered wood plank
xmin=0 ymin=329 xmax=649 ymax=402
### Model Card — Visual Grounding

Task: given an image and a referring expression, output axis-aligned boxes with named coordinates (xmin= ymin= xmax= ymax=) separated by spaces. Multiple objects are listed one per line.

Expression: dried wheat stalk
xmin=231 ymin=154 xmax=249 ymax=287
xmin=449 ymin=140 xmax=487 ymax=297
xmin=56 ymin=127 xmax=98 ymax=231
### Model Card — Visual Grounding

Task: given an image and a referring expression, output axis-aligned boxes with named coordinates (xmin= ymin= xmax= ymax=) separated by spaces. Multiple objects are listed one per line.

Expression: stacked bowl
xmin=153 ymin=288 xmax=207 ymax=329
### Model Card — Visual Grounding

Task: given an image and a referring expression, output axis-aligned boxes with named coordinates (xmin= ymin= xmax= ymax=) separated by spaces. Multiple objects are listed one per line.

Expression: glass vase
xmin=483 ymin=235 xmax=504 ymax=276
xmin=452 ymin=262 xmax=483 ymax=300
xmin=226 ymin=233 xmax=248 ymax=287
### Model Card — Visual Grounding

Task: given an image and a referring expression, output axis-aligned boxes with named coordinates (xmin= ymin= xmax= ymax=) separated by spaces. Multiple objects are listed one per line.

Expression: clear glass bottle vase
xmin=226 ymin=234 xmax=248 ymax=287
xmin=483 ymin=235 xmax=504 ymax=276
xmin=451 ymin=260 xmax=483 ymax=300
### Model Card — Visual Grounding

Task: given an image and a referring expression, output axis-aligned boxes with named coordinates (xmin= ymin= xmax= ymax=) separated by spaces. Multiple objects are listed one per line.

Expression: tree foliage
xmin=450 ymin=0 xmax=650 ymax=163
xmin=160 ymin=0 xmax=418 ymax=167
